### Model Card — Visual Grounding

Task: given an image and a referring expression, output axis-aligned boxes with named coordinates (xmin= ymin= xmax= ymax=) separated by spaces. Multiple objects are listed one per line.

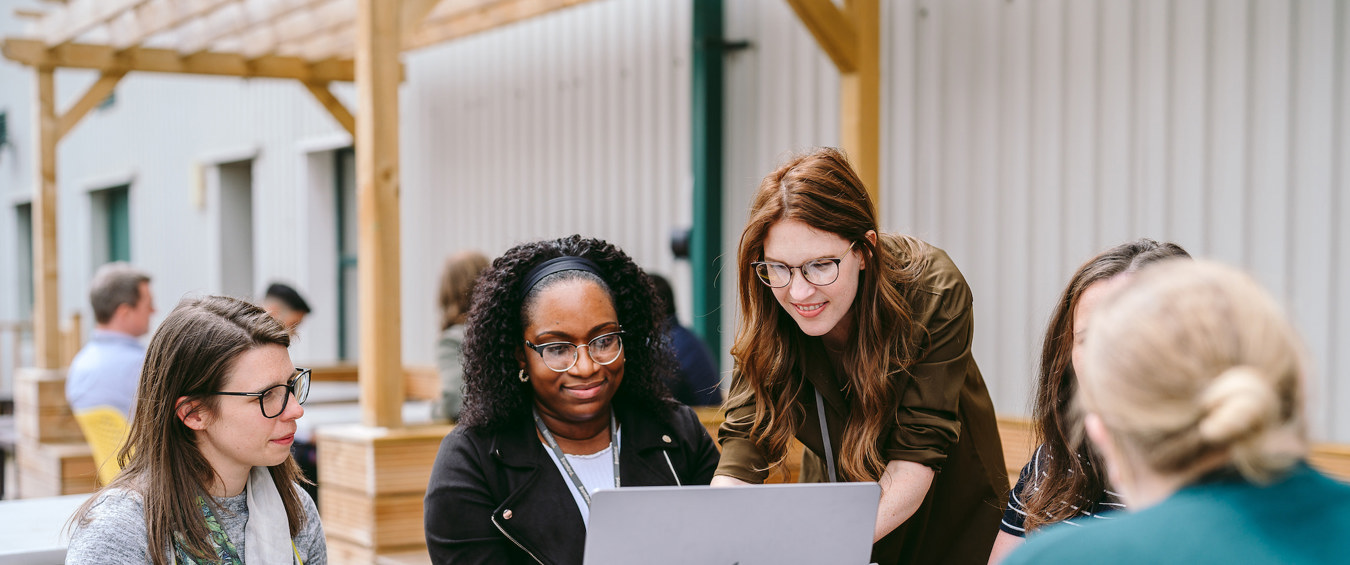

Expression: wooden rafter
xmin=35 ymin=0 xmax=151 ymax=47
xmin=2 ymin=38 xmax=355 ymax=81
xmin=400 ymin=0 xmax=443 ymax=36
xmin=239 ymin=0 xmax=347 ymax=58
xmin=405 ymin=0 xmax=595 ymax=51
xmin=291 ymin=26 xmax=353 ymax=63
xmin=106 ymin=0 xmax=236 ymax=50
xmin=180 ymin=0 xmax=302 ymax=55
xmin=784 ymin=0 xmax=857 ymax=73
xmin=56 ymin=71 xmax=125 ymax=139
xmin=302 ymin=80 xmax=354 ymax=136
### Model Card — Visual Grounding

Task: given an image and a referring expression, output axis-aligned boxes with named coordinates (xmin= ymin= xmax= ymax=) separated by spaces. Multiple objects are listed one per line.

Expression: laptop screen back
xmin=583 ymin=482 xmax=880 ymax=565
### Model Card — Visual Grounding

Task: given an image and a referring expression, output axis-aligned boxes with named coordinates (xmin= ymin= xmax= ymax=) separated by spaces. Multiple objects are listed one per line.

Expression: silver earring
xmin=518 ymin=369 xmax=529 ymax=382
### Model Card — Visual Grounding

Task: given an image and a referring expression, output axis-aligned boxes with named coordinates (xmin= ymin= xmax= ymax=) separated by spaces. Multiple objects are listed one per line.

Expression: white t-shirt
xmin=541 ymin=427 xmax=621 ymax=526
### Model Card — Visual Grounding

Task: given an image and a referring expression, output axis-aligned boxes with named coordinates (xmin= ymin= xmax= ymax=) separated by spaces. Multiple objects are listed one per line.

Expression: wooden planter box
xmin=317 ymin=423 xmax=453 ymax=564
xmin=16 ymin=440 xmax=97 ymax=498
xmin=14 ymin=368 xmax=83 ymax=445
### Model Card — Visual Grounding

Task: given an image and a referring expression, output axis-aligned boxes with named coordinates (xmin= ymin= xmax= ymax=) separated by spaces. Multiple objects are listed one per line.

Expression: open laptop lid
xmin=583 ymin=482 xmax=880 ymax=565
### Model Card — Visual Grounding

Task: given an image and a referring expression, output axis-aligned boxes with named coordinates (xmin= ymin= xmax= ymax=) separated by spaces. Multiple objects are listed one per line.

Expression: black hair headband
xmin=519 ymin=256 xmax=605 ymax=296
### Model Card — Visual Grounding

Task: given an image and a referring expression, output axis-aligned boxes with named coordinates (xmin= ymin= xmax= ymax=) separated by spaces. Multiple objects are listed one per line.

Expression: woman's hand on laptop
xmin=710 ymin=475 xmax=752 ymax=487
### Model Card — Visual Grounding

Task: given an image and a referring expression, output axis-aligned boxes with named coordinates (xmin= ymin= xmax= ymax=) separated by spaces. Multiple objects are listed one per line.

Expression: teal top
xmin=1003 ymin=462 xmax=1350 ymax=565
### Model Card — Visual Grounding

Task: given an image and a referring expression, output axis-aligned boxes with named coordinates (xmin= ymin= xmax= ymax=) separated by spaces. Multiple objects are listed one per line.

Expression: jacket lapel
xmin=489 ymin=421 xmax=587 ymax=565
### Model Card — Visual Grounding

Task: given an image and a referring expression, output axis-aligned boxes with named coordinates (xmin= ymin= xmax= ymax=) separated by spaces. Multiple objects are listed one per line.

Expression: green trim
xmin=691 ymin=0 xmax=725 ymax=370
xmin=106 ymin=185 xmax=131 ymax=262
xmin=335 ymin=147 xmax=355 ymax=361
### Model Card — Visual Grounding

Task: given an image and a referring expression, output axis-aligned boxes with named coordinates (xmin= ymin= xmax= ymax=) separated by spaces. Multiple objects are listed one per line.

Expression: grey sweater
xmin=66 ymin=486 xmax=326 ymax=564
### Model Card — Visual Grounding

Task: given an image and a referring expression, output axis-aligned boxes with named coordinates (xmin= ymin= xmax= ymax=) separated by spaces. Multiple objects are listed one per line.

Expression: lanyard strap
xmin=815 ymin=388 xmax=838 ymax=483
xmin=533 ymin=408 xmax=620 ymax=507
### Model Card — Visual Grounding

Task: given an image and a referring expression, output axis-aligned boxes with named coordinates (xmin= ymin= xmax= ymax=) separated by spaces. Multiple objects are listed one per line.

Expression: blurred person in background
xmin=263 ymin=282 xmax=311 ymax=337
xmin=67 ymin=262 xmax=155 ymax=418
xmin=648 ymin=273 xmax=721 ymax=406
xmin=436 ymin=250 xmax=490 ymax=421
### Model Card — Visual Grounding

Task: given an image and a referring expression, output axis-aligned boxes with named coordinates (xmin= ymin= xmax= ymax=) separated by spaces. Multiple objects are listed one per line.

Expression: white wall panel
xmin=401 ymin=0 xmax=693 ymax=366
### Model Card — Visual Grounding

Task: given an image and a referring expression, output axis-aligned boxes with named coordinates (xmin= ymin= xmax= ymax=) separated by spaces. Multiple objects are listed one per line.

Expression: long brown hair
xmin=70 ymin=296 xmax=310 ymax=565
xmin=439 ymin=251 xmax=490 ymax=330
xmin=728 ymin=147 xmax=924 ymax=482
xmin=1023 ymin=239 xmax=1189 ymax=531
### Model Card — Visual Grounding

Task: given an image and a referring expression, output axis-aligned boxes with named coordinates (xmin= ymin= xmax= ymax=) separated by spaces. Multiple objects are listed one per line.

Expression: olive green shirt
xmin=717 ymin=236 xmax=1007 ymax=564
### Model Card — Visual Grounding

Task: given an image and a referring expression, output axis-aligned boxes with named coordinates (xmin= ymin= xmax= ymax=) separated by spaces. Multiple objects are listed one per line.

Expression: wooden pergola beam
xmin=404 ymin=0 xmax=594 ymax=51
xmin=786 ymin=0 xmax=878 ymax=202
xmin=2 ymin=38 xmax=355 ymax=81
xmin=356 ymin=0 xmax=404 ymax=428
xmin=784 ymin=0 xmax=857 ymax=72
xmin=56 ymin=71 xmax=125 ymax=139
xmin=302 ymin=80 xmax=355 ymax=136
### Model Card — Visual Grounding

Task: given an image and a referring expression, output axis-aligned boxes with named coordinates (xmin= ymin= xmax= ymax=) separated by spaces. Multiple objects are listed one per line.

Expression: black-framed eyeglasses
xmin=751 ymin=242 xmax=856 ymax=288
xmin=212 ymin=368 xmax=311 ymax=418
xmin=524 ymin=331 xmax=625 ymax=372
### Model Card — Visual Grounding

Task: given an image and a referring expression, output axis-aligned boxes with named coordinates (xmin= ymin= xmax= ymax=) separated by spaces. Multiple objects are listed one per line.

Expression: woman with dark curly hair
xmin=424 ymin=235 xmax=721 ymax=565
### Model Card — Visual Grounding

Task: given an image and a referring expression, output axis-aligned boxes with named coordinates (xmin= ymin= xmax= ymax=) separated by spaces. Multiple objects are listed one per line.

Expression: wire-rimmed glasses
xmin=524 ymin=331 xmax=625 ymax=372
xmin=751 ymin=242 xmax=856 ymax=288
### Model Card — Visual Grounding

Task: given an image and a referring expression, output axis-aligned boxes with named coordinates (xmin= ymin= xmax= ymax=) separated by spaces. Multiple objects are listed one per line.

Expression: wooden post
xmin=839 ymin=0 xmax=880 ymax=203
xmin=785 ymin=0 xmax=881 ymax=204
xmin=355 ymin=0 xmax=404 ymax=428
xmin=32 ymin=66 xmax=61 ymax=370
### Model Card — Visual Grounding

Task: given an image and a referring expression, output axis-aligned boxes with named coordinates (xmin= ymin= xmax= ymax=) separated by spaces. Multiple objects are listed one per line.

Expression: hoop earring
xmin=518 ymin=369 xmax=529 ymax=383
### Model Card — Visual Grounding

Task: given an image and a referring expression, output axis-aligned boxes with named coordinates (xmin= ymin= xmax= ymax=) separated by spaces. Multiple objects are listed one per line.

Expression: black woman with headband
xmin=424 ymin=236 xmax=721 ymax=564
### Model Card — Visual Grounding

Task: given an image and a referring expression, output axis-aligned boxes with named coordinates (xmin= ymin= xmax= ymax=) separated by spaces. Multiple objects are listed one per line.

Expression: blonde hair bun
xmin=1197 ymin=366 xmax=1280 ymax=446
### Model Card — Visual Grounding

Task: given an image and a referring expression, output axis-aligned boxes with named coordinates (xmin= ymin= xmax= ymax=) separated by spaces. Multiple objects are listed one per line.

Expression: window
xmin=90 ymin=184 xmax=131 ymax=266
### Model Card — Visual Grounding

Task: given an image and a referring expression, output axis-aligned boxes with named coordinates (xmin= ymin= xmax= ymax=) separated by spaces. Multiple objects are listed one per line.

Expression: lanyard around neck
xmin=533 ymin=408 xmax=620 ymax=507
xmin=815 ymin=388 xmax=838 ymax=483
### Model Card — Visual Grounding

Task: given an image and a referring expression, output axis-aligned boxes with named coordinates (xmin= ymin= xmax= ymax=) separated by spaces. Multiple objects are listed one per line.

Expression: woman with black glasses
xmin=424 ymin=236 xmax=721 ymax=565
xmin=66 ymin=295 xmax=325 ymax=565
xmin=713 ymin=148 xmax=1006 ymax=564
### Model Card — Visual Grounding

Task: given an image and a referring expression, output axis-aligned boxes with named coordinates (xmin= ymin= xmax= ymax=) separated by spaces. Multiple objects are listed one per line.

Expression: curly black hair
xmin=458 ymin=235 xmax=677 ymax=430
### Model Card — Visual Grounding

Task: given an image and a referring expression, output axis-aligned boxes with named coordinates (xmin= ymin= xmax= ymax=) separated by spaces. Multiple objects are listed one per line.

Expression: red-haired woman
xmin=713 ymin=147 xmax=1006 ymax=564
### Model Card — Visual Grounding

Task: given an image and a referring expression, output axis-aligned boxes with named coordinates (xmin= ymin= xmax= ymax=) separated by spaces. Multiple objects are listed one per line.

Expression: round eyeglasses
xmin=524 ymin=331 xmax=625 ymax=372
xmin=751 ymin=242 xmax=856 ymax=288
xmin=212 ymin=367 xmax=311 ymax=418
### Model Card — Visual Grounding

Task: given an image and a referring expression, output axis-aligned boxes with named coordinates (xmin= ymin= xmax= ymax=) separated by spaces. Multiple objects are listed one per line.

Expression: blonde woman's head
xmin=1078 ymin=260 xmax=1307 ymax=488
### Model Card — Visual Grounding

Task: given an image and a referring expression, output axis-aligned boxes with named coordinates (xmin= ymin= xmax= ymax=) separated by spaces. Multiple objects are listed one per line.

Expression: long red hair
xmin=728 ymin=148 xmax=925 ymax=481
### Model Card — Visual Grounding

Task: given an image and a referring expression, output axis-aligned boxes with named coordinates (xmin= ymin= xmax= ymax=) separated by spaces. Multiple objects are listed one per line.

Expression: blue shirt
xmin=1003 ymin=463 xmax=1350 ymax=565
xmin=664 ymin=321 xmax=722 ymax=406
xmin=66 ymin=329 xmax=146 ymax=416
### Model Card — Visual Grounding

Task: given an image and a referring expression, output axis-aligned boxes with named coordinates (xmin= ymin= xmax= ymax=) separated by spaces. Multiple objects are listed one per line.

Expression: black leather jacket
xmin=424 ymin=403 xmax=721 ymax=565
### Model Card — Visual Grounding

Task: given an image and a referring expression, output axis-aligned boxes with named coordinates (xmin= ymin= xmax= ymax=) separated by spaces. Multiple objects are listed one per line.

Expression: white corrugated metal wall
xmin=401 ymin=0 xmax=695 ymax=366
xmin=725 ymin=0 xmax=1349 ymax=441
xmin=1 ymin=0 xmax=1346 ymax=441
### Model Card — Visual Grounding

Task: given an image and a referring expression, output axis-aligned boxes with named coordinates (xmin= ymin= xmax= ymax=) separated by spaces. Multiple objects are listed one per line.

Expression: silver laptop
xmin=583 ymin=482 xmax=880 ymax=565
